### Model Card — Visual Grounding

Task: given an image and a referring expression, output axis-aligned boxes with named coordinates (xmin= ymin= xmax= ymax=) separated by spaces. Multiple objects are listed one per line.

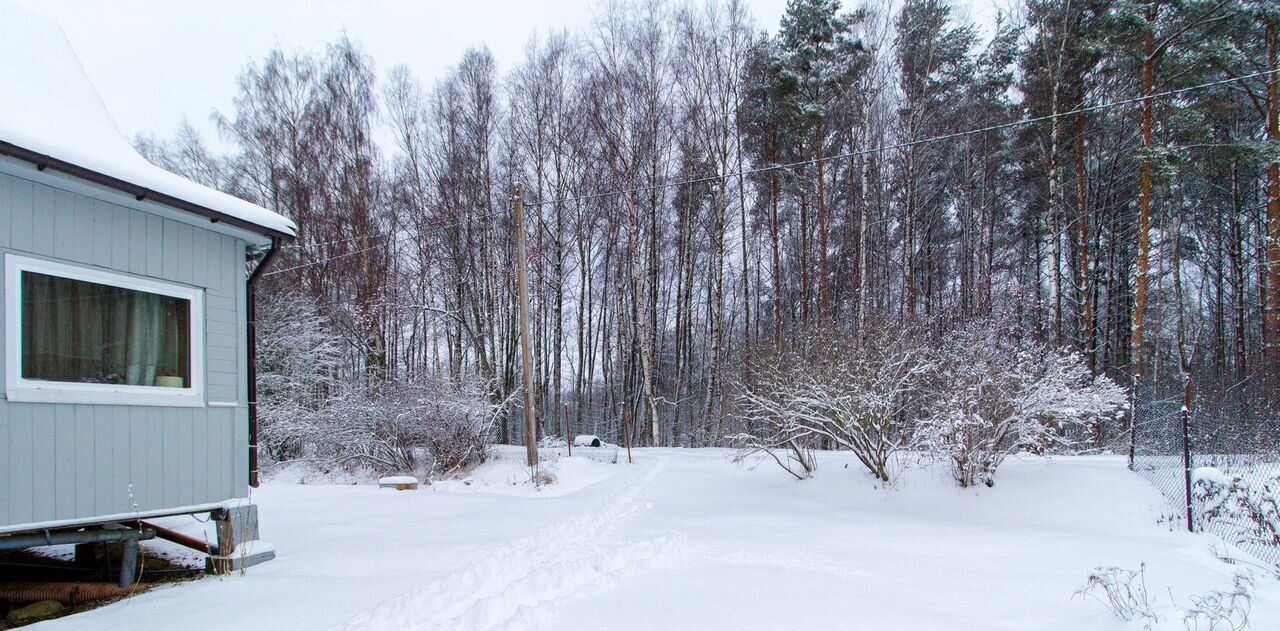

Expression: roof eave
xmin=0 ymin=140 xmax=295 ymax=242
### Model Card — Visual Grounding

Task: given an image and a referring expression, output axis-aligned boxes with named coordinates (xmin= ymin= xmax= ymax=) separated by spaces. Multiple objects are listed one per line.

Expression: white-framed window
xmin=5 ymin=254 xmax=205 ymax=406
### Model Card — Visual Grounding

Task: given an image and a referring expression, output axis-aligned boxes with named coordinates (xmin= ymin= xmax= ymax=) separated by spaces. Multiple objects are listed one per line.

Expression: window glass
xmin=21 ymin=270 xmax=191 ymax=387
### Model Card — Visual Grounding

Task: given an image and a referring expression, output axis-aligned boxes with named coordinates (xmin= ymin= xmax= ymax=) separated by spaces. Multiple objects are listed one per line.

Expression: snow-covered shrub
xmin=305 ymin=375 xmax=506 ymax=478
xmin=1074 ymin=564 xmax=1160 ymax=625
xmin=915 ymin=321 xmax=1126 ymax=488
xmin=731 ymin=325 xmax=932 ymax=482
xmin=419 ymin=379 xmax=507 ymax=475
xmin=1180 ymin=572 xmax=1253 ymax=631
xmin=255 ymin=290 xmax=342 ymax=465
xmin=1193 ymin=467 xmax=1280 ymax=550
xmin=538 ymin=435 xmax=568 ymax=449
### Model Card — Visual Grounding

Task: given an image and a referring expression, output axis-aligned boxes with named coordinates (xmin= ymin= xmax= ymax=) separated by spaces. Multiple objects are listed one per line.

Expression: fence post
xmin=1181 ymin=388 xmax=1194 ymax=533
xmin=1128 ymin=376 xmax=1138 ymax=471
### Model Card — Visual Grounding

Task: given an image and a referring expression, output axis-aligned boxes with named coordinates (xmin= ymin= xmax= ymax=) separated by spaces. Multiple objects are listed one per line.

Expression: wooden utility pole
xmin=514 ymin=183 xmax=538 ymax=468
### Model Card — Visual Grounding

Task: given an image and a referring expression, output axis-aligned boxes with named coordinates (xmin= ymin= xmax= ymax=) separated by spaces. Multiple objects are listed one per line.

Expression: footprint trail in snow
xmin=333 ymin=457 xmax=694 ymax=631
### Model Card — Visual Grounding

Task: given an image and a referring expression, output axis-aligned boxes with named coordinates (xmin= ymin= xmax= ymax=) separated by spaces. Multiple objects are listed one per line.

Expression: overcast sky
xmin=13 ymin=0 xmax=997 ymax=147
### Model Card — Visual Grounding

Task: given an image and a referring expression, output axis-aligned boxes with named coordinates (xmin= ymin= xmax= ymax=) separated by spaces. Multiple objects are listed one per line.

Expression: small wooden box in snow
xmin=378 ymin=476 xmax=419 ymax=490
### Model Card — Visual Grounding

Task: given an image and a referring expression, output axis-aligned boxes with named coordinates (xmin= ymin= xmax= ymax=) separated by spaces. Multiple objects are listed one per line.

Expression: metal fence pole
xmin=1181 ymin=400 xmax=1194 ymax=533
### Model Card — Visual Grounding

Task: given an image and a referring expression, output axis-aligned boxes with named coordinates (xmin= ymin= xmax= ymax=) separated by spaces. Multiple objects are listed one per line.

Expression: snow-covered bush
xmin=419 ymin=379 xmax=508 ymax=475
xmin=1193 ymin=467 xmax=1280 ymax=550
xmin=255 ymin=290 xmax=342 ymax=465
xmin=1180 ymin=572 xmax=1253 ymax=631
xmin=1074 ymin=564 xmax=1160 ymax=625
xmin=916 ymin=322 xmax=1126 ymax=488
xmin=731 ymin=325 xmax=932 ymax=482
xmin=1076 ymin=563 xmax=1254 ymax=630
xmin=308 ymin=376 xmax=505 ymax=477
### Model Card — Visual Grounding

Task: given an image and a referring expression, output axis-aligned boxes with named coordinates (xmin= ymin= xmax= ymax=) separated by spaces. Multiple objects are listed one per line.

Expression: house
xmin=0 ymin=2 xmax=295 ymax=581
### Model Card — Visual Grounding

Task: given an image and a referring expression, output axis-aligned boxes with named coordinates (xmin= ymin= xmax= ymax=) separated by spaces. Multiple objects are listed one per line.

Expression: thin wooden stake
xmin=514 ymin=183 xmax=539 ymax=468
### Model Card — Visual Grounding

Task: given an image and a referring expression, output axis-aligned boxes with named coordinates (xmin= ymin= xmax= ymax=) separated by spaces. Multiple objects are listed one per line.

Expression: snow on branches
xmin=309 ymin=377 xmax=508 ymax=478
xmin=916 ymin=321 xmax=1127 ymax=488
xmin=730 ymin=316 xmax=1126 ymax=487
xmin=255 ymin=289 xmax=508 ymax=479
xmin=731 ymin=325 xmax=932 ymax=482
xmin=256 ymin=290 xmax=343 ymax=464
xmin=1193 ymin=467 xmax=1280 ymax=550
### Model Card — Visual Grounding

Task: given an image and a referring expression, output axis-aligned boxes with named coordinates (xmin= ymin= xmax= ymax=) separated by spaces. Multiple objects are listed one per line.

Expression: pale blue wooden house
xmin=0 ymin=2 xmax=295 ymax=581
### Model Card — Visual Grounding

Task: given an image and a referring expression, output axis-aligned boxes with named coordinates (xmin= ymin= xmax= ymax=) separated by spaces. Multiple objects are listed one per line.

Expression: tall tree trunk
xmin=1076 ymin=130 xmax=1094 ymax=371
xmin=905 ymin=143 xmax=917 ymax=319
xmin=1231 ymin=157 xmax=1249 ymax=381
xmin=703 ymin=178 xmax=728 ymax=445
xmin=1130 ymin=6 xmax=1156 ymax=467
xmin=628 ymin=191 xmax=661 ymax=447
xmin=816 ymin=119 xmax=830 ymax=320
xmin=1265 ymin=20 xmax=1280 ymax=403
xmin=771 ymin=172 xmax=783 ymax=346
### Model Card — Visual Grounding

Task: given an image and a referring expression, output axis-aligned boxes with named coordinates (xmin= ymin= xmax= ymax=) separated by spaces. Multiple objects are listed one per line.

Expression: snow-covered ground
xmin=32 ymin=448 xmax=1280 ymax=630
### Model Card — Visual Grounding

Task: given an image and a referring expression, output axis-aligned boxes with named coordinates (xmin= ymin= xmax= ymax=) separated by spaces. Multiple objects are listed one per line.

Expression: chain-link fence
xmin=1132 ymin=389 xmax=1280 ymax=569
xmin=537 ymin=444 xmax=621 ymax=465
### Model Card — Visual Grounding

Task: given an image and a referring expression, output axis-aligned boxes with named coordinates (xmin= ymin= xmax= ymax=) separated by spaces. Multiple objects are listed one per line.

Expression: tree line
xmin=136 ymin=0 xmax=1279 ymax=453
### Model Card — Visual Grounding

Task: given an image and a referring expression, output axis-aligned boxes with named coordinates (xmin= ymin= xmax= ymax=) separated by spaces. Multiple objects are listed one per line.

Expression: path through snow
xmin=334 ymin=456 xmax=696 ymax=631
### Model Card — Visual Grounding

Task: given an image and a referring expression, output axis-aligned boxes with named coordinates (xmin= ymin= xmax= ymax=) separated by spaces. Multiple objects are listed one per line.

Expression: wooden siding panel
xmin=73 ymin=196 xmax=97 ymax=266
xmin=207 ymin=294 xmax=236 ymax=312
xmin=128 ymin=406 xmax=147 ymax=510
xmin=207 ymin=319 xmax=237 ymax=339
xmin=207 ymin=332 xmax=238 ymax=351
xmin=176 ymin=408 xmax=194 ymax=505
xmin=53 ymin=405 xmax=75 ymax=520
xmin=144 ymin=406 xmax=164 ymax=510
xmin=8 ymin=177 xmax=33 ymax=252
xmin=208 ymin=407 xmax=227 ymax=499
xmin=207 ymin=345 xmax=236 ymax=362
xmin=128 ymin=211 xmax=147 ymax=275
xmin=191 ymin=228 xmax=209 ymax=288
xmin=177 ymin=223 xmax=194 ymax=284
xmin=192 ymin=408 xmax=209 ymax=503
xmin=208 ymin=358 xmax=238 ymax=376
xmin=236 ymin=281 xmax=248 ymax=405
xmin=52 ymin=190 xmax=76 ymax=261
xmin=92 ymin=406 xmax=114 ymax=515
xmin=29 ymin=405 xmax=55 ymax=522
xmin=112 ymin=406 xmax=131 ymax=514
xmin=7 ymin=403 xmax=34 ymax=524
xmin=145 ymin=214 xmax=163 ymax=278
xmin=232 ymin=406 xmax=248 ymax=492
xmin=109 ymin=202 xmax=131 ymax=272
xmin=162 ymin=220 xmax=179 ymax=282
xmin=74 ymin=406 xmax=95 ymax=516
xmin=0 ymin=405 xmax=8 ymax=521
xmin=30 ymin=186 xmax=55 ymax=256
xmin=221 ymin=236 xmax=235 ymax=292
xmin=208 ymin=385 xmax=237 ymax=402
xmin=0 ymin=175 xmax=10 ymax=249
xmin=161 ymin=408 xmax=178 ymax=508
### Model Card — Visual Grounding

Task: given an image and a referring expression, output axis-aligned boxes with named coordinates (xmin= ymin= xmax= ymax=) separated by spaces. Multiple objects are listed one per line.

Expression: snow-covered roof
xmin=0 ymin=1 xmax=296 ymax=239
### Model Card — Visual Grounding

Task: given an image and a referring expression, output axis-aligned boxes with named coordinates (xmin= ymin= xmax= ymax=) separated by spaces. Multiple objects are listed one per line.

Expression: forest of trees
xmin=136 ymin=0 xmax=1278 ymax=454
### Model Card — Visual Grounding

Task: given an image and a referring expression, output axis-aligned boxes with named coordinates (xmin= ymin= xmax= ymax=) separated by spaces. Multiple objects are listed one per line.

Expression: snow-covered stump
xmin=379 ymin=476 xmax=420 ymax=491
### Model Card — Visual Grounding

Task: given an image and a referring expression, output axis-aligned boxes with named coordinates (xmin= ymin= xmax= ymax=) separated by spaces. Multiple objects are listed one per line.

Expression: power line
xmin=280 ymin=209 xmax=508 ymax=253
xmin=526 ymin=68 xmax=1280 ymax=208
xmin=262 ymin=210 xmax=505 ymax=277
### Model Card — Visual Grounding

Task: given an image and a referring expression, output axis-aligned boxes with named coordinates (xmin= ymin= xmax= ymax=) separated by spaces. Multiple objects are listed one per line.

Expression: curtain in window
xmin=21 ymin=271 xmax=190 ymax=387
